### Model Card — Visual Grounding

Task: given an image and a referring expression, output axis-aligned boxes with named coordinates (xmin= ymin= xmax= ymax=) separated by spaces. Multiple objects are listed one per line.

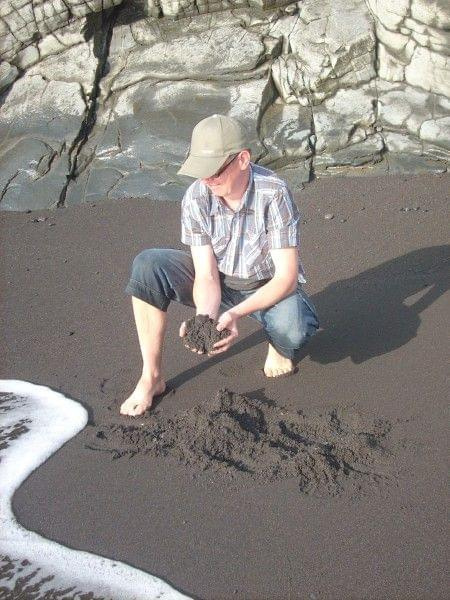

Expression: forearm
xmin=231 ymin=277 xmax=297 ymax=318
xmin=193 ymin=275 xmax=221 ymax=319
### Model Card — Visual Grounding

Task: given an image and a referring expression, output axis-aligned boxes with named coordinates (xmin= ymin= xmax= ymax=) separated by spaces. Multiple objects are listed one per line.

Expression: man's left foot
xmin=264 ymin=343 xmax=295 ymax=377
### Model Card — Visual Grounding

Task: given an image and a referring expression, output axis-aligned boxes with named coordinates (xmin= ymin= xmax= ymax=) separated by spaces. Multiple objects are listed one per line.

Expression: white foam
xmin=0 ymin=379 xmax=190 ymax=599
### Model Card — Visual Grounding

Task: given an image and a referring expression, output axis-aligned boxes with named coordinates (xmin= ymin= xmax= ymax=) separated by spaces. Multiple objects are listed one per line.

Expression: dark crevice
xmin=0 ymin=170 xmax=20 ymax=205
xmin=56 ymin=6 xmax=122 ymax=208
xmin=307 ymin=102 xmax=316 ymax=181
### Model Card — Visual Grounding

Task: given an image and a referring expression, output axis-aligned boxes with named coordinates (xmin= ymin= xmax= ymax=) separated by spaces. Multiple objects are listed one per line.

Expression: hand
xmin=208 ymin=310 xmax=239 ymax=356
xmin=179 ymin=320 xmax=204 ymax=354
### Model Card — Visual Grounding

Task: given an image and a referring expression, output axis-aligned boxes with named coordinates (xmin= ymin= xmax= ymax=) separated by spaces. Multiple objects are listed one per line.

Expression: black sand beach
xmin=1 ymin=173 xmax=449 ymax=599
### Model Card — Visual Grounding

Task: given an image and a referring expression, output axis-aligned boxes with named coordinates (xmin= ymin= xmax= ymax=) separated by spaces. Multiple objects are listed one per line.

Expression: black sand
xmin=1 ymin=173 xmax=449 ymax=599
xmin=183 ymin=315 xmax=230 ymax=354
xmin=89 ymin=388 xmax=394 ymax=497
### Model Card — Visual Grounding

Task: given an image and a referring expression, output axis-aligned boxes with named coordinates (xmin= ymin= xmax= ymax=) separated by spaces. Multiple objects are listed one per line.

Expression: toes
xmin=264 ymin=367 xmax=295 ymax=378
xmin=120 ymin=401 xmax=144 ymax=416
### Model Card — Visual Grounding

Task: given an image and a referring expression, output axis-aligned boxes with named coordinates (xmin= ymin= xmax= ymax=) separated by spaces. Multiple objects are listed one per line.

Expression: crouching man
xmin=120 ymin=114 xmax=319 ymax=416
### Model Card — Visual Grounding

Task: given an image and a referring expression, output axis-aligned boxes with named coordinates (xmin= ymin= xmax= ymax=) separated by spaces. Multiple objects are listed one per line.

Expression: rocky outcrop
xmin=271 ymin=1 xmax=376 ymax=106
xmin=0 ymin=0 xmax=448 ymax=210
xmin=145 ymin=0 xmax=294 ymax=18
xmin=366 ymin=0 xmax=449 ymax=96
xmin=0 ymin=0 xmax=123 ymax=64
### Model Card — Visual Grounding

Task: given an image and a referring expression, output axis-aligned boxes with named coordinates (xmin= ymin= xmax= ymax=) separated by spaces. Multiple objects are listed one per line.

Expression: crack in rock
xmin=57 ymin=6 xmax=121 ymax=208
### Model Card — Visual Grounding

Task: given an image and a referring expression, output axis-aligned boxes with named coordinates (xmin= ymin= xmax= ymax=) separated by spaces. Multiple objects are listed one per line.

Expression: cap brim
xmin=177 ymin=154 xmax=227 ymax=179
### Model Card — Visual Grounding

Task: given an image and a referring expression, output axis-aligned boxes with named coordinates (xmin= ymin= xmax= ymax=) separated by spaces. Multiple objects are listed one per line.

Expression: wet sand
xmin=1 ymin=172 xmax=449 ymax=599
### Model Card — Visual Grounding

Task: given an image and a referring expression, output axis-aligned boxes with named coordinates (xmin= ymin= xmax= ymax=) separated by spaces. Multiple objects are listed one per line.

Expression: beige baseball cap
xmin=178 ymin=114 xmax=248 ymax=179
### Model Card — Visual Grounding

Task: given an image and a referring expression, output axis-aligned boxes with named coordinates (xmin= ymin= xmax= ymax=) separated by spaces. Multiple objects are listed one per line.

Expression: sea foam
xmin=0 ymin=379 xmax=190 ymax=599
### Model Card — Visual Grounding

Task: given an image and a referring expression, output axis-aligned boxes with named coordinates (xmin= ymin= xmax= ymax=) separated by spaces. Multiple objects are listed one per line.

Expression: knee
xmin=280 ymin=324 xmax=310 ymax=350
xmin=267 ymin=312 xmax=318 ymax=350
xmin=130 ymin=249 xmax=166 ymax=283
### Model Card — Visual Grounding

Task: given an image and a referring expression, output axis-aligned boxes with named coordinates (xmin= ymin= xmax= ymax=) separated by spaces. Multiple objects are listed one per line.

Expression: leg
xmin=120 ymin=297 xmax=167 ymax=415
xmin=253 ymin=285 xmax=319 ymax=377
xmin=120 ymin=249 xmax=195 ymax=415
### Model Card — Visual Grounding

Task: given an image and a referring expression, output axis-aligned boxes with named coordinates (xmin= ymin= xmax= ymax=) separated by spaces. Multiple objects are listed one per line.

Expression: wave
xmin=0 ymin=379 xmax=190 ymax=600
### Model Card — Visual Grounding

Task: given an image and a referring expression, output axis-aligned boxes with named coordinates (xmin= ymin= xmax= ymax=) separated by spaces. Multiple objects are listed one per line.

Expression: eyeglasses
xmin=208 ymin=153 xmax=240 ymax=179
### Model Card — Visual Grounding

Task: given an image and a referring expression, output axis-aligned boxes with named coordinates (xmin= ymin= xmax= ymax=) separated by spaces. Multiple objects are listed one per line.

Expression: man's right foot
xmin=120 ymin=376 xmax=166 ymax=416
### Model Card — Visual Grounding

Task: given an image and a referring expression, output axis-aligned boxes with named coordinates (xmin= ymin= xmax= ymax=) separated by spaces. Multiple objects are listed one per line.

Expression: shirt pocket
xmin=211 ymin=232 xmax=229 ymax=256
xmin=244 ymin=229 xmax=264 ymax=263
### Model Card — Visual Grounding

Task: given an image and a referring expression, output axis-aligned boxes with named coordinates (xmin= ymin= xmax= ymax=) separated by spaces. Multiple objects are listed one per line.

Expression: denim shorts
xmin=125 ymin=248 xmax=319 ymax=360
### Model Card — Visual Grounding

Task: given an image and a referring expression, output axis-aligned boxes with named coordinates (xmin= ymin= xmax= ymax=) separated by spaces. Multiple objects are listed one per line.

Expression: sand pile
xmin=90 ymin=390 xmax=393 ymax=495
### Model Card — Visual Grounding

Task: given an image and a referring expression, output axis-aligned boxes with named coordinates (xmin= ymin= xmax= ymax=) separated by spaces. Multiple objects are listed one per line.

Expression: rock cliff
xmin=0 ymin=0 xmax=448 ymax=209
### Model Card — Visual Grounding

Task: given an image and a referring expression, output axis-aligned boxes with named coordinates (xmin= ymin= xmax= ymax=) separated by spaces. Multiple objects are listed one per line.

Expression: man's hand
xmin=179 ymin=320 xmax=204 ymax=354
xmin=209 ymin=310 xmax=239 ymax=355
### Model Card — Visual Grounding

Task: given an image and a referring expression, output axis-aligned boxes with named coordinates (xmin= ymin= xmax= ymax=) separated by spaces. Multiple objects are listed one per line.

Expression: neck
xmin=222 ymin=166 xmax=250 ymax=203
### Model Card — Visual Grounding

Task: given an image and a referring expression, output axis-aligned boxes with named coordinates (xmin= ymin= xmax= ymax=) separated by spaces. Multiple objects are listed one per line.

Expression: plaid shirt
xmin=181 ymin=163 xmax=306 ymax=284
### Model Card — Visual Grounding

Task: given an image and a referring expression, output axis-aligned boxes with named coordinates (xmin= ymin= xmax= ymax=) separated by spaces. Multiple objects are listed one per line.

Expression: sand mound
xmin=90 ymin=390 xmax=393 ymax=495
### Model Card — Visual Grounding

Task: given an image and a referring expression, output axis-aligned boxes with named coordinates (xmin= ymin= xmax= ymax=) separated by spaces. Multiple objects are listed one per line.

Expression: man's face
xmin=201 ymin=151 xmax=249 ymax=198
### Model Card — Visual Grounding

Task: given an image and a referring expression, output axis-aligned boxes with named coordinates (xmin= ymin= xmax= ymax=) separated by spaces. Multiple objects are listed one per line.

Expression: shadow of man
xmin=305 ymin=245 xmax=450 ymax=365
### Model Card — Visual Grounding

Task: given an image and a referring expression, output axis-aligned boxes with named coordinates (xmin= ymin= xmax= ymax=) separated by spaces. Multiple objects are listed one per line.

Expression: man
xmin=120 ymin=114 xmax=319 ymax=416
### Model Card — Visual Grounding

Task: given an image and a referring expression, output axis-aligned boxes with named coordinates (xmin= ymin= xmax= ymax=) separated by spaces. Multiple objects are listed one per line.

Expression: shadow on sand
xmin=306 ymin=244 xmax=449 ymax=365
xmin=166 ymin=245 xmax=449 ymax=394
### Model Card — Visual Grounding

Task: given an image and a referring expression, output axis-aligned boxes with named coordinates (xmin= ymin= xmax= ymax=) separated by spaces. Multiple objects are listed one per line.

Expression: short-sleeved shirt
xmin=181 ymin=163 xmax=306 ymax=288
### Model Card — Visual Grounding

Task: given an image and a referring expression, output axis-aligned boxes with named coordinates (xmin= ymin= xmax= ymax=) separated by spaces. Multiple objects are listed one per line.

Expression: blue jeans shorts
xmin=125 ymin=248 xmax=319 ymax=360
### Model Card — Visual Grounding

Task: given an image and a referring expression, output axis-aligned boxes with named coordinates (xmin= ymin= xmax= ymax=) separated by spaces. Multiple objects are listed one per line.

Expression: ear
xmin=238 ymin=149 xmax=251 ymax=170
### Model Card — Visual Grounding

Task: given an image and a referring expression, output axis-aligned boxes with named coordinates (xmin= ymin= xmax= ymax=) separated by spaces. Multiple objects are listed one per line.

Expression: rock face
xmin=0 ymin=0 xmax=124 ymax=65
xmin=0 ymin=0 xmax=448 ymax=210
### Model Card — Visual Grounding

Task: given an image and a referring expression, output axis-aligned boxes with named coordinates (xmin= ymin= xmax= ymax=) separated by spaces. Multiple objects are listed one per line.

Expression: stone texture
xmin=271 ymin=0 xmax=376 ymax=106
xmin=260 ymin=102 xmax=313 ymax=167
xmin=0 ymin=0 xmax=449 ymax=210
xmin=314 ymin=135 xmax=385 ymax=175
xmin=0 ymin=0 xmax=124 ymax=63
xmin=312 ymin=84 xmax=383 ymax=173
xmin=0 ymin=74 xmax=86 ymax=141
xmin=104 ymin=25 xmax=270 ymax=94
xmin=0 ymin=138 xmax=69 ymax=210
xmin=25 ymin=42 xmax=98 ymax=95
xmin=258 ymin=101 xmax=313 ymax=184
xmin=145 ymin=0 xmax=292 ymax=18
xmin=378 ymin=81 xmax=450 ymax=161
xmin=65 ymin=75 xmax=276 ymax=204
xmin=384 ymin=152 xmax=447 ymax=174
xmin=367 ymin=0 xmax=450 ymax=97
xmin=0 ymin=38 xmax=96 ymax=210
xmin=0 ymin=61 xmax=18 ymax=93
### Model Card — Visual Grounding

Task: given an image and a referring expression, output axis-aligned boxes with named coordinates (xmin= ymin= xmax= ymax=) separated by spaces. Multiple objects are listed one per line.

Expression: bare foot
xmin=120 ymin=376 xmax=166 ymax=416
xmin=264 ymin=343 xmax=295 ymax=378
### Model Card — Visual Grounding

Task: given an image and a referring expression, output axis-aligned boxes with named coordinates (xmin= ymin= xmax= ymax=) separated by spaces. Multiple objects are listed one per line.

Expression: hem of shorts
xmin=125 ymin=279 xmax=170 ymax=312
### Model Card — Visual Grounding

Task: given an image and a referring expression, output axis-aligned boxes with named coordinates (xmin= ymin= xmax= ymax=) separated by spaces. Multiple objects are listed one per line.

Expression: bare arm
xmin=191 ymin=244 xmax=221 ymax=319
xmin=231 ymin=247 xmax=298 ymax=318
xmin=210 ymin=247 xmax=299 ymax=354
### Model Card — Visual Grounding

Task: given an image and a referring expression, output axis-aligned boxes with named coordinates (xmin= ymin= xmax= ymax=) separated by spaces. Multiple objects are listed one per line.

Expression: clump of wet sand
xmin=183 ymin=315 xmax=230 ymax=353
xmin=90 ymin=390 xmax=394 ymax=496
